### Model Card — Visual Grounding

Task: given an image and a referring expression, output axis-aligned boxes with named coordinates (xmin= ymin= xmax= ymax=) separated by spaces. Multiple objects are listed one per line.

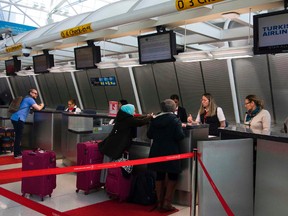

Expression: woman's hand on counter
xmin=187 ymin=114 xmax=193 ymax=123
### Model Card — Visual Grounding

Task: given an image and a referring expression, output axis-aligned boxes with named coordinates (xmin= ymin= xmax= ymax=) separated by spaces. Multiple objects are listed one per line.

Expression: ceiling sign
xmin=0 ymin=21 xmax=37 ymax=35
xmin=5 ymin=44 xmax=23 ymax=53
xmin=60 ymin=23 xmax=93 ymax=39
xmin=175 ymin=0 xmax=224 ymax=11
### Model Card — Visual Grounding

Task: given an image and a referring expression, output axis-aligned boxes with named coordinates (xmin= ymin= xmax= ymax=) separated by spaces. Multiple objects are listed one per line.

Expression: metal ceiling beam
xmin=179 ymin=22 xmax=222 ymax=40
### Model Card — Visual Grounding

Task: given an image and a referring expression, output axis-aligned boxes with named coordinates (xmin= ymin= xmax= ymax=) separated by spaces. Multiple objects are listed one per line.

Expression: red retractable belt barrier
xmin=0 ymin=153 xmax=194 ymax=215
xmin=0 ymin=152 xmax=234 ymax=216
xmin=0 ymin=152 xmax=194 ymax=180
xmin=197 ymin=153 xmax=235 ymax=216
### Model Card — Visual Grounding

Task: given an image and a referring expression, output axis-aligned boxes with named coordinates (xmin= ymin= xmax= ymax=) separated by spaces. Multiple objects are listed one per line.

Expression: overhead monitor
xmin=138 ymin=30 xmax=177 ymax=64
xmin=5 ymin=58 xmax=21 ymax=76
xmin=33 ymin=54 xmax=54 ymax=73
xmin=253 ymin=10 xmax=288 ymax=55
xmin=74 ymin=45 xmax=101 ymax=70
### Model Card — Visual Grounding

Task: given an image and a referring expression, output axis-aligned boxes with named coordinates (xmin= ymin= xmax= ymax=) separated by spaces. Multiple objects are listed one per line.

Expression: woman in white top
xmin=244 ymin=95 xmax=271 ymax=133
xmin=188 ymin=93 xmax=226 ymax=136
xmin=65 ymin=99 xmax=81 ymax=113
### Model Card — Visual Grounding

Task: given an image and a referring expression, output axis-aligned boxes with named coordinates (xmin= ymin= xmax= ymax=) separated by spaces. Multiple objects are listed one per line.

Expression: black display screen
xmin=33 ymin=54 xmax=54 ymax=73
xmin=74 ymin=45 xmax=101 ymax=69
xmin=5 ymin=59 xmax=21 ymax=76
xmin=138 ymin=31 xmax=177 ymax=64
xmin=253 ymin=10 xmax=288 ymax=55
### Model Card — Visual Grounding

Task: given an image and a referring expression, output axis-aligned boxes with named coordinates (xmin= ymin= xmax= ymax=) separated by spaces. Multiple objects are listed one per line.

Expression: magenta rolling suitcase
xmin=76 ymin=140 xmax=103 ymax=194
xmin=105 ymin=167 xmax=132 ymax=202
xmin=21 ymin=150 xmax=56 ymax=201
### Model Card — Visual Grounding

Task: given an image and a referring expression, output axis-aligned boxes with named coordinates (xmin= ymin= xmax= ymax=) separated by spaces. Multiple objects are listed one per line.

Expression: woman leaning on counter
xmin=244 ymin=94 xmax=271 ymax=133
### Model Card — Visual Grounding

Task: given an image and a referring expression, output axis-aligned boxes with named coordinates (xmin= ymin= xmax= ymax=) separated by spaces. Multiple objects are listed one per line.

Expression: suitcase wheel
xmin=22 ymin=193 xmax=25 ymax=197
xmin=41 ymin=197 xmax=44 ymax=201
xmin=84 ymin=191 xmax=89 ymax=195
xmin=76 ymin=189 xmax=79 ymax=193
xmin=49 ymin=194 xmax=51 ymax=197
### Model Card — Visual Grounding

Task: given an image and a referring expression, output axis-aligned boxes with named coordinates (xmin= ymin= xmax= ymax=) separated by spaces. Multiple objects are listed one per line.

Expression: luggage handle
xmin=28 ymin=148 xmax=46 ymax=155
xmin=122 ymin=151 xmax=129 ymax=160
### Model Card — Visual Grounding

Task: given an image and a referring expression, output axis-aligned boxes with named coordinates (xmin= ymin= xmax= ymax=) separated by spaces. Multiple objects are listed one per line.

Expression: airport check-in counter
xmin=129 ymin=124 xmax=209 ymax=206
xmin=219 ymin=125 xmax=288 ymax=216
xmin=61 ymin=113 xmax=114 ymax=166
xmin=33 ymin=110 xmax=64 ymax=158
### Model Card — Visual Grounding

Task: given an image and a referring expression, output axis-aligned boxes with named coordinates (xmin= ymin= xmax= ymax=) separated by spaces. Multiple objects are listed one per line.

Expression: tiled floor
xmin=0 ymin=154 xmax=191 ymax=216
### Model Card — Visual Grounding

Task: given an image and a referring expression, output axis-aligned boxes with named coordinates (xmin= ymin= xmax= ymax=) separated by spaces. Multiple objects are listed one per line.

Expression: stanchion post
xmin=190 ymin=148 xmax=198 ymax=216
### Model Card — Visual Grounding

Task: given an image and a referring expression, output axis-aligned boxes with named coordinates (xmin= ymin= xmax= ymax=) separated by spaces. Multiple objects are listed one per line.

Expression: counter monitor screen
xmin=74 ymin=45 xmax=101 ymax=70
xmin=33 ymin=54 xmax=54 ymax=73
xmin=5 ymin=59 xmax=21 ymax=76
xmin=253 ymin=10 xmax=288 ymax=55
xmin=138 ymin=30 xmax=177 ymax=64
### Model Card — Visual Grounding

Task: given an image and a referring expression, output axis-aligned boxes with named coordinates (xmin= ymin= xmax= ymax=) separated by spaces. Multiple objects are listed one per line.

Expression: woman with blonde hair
xmin=188 ymin=93 xmax=226 ymax=136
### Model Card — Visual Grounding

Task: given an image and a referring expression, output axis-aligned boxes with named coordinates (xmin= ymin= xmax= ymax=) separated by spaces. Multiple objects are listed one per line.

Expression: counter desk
xmin=33 ymin=109 xmax=64 ymax=157
xmin=61 ymin=112 xmax=115 ymax=166
xmin=218 ymin=125 xmax=288 ymax=216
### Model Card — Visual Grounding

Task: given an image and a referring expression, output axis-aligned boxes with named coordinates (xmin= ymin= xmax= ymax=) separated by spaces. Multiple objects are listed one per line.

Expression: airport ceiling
xmin=0 ymin=0 xmax=284 ymax=71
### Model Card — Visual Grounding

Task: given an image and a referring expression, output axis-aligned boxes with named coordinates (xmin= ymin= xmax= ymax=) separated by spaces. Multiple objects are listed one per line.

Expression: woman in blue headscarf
xmin=99 ymin=104 xmax=152 ymax=160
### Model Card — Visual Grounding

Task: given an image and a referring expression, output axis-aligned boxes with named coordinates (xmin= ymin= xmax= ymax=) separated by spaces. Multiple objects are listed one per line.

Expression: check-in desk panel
xmin=33 ymin=110 xmax=63 ymax=158
xmin=219 ymin=125 xmax=288 ymax=216
xmin=61 ymin=113 xmax=114 ymax=166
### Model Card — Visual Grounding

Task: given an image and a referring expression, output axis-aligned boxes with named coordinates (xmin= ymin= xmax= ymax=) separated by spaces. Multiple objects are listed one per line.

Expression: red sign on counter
xmin=109 ymin=101 xmax=118 ymax=116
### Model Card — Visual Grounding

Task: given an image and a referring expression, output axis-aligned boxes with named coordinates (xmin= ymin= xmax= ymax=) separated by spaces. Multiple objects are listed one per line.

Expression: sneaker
xmin=14 ymin=155 xmax=22 ymax=159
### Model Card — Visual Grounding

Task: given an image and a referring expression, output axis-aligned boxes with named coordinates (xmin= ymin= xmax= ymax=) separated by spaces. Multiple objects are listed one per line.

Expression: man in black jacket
xmin=170 ymin=94 xmax=187 ymax=123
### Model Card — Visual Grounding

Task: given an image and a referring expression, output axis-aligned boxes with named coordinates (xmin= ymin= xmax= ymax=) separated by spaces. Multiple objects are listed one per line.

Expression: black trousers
xmin=11 ymin=119 xmax=24 ymax=157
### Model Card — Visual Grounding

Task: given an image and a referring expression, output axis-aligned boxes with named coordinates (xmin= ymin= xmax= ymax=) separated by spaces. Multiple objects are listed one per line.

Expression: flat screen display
xmin=5 ymin=59 xmax=21 ymax=76
xmin=74 ymin=45 xmax=101 ymax=70
xmin=253 ymin=10 xmax=288 ymax=55
xmin=138 ymin=31 xmax=177 ymax=64
xmin=33 ymin=54 xmax=54 ymax=73
xmin=90 ymin=76 xmax=117 ymax=86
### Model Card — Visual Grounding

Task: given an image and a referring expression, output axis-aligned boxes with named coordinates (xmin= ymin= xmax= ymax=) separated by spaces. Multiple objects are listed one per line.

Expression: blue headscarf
xmin=121 ymin=104 xmax=135 ymax=116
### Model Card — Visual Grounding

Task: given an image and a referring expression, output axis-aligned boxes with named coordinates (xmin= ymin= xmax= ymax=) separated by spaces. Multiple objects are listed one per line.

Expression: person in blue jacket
xmin=10 ymin=89 xmax=44 ymax=158
xmin=147 ymin=99 xmax=185 ymax=212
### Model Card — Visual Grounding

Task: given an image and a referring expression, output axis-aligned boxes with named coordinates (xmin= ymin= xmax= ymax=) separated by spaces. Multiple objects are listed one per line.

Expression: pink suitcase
xmin=76 ymin=140 xmax=103 ymax=194
xmin=105 ymin=167 xmax=132 ymax=202
xmin=21 ymin=150 xmax=56 ymax=201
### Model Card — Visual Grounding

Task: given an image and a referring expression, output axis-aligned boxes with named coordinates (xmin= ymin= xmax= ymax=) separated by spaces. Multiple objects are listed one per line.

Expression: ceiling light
xmin=117 ymin=58 xmax=142 ymax=68
xmin=211 ymin=46 xmax=253 ymax=59
xmin=96 ymin=61 xmax=117 ymax=69
xmin=221 ymin=12 xmax=240 ymax=19
xmin=174 ymin=51 xmax=213 ymax=62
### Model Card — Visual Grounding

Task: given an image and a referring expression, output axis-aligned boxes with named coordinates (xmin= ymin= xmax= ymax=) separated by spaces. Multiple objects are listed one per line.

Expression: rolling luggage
xmin=106 ymin=167 xmax=132 ymax=202
xmin=105 ymin=153 xmax=132 ymax=202
xmin=21 ymin=150 xmax=56 ymax=201
xmin=76 ymin=140 xmax=103 ymax=194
